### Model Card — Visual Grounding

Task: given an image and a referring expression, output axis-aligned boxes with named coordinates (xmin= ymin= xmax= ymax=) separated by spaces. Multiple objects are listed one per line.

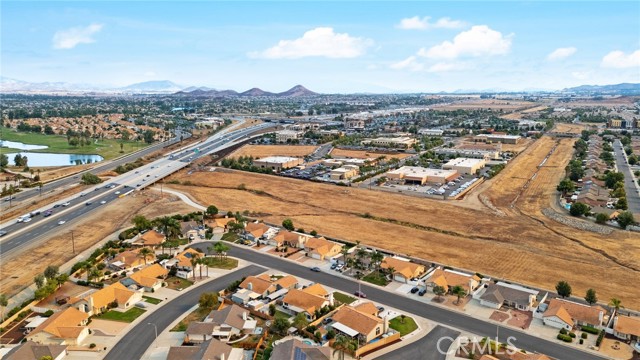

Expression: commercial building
xmin=275 ymin=130 xmax=303 ymax=143
xmin=418 ymin=129 xmax=444 ymax=136
xmin=330 ymin=165 xmax=359 ymax=180
xmin=344 ymin=118 xmax=365 ymax=131
xmin=385 ymin=166 xmax=457 ymax=185
xmin=474 ymin=134 xmax=522 ymax=144
xmin=252 ymin=156 xmax=303 ymax=172
xmin=443 ymin=158 xmax=486 ymax=175
xmin=435 ymin=148 xmax=500 ymax=161
xmin=361 ymin=137 xmax=417 ymax=149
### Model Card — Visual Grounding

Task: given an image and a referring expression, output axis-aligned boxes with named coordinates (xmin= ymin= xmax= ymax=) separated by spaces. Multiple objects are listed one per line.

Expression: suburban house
xmin=108 ymin=248 xmax=155 ymax=271
xmin=354 ymin=301 xmax=381 ymax=317
xmin=180 ymin=221 xmax=200 ymax=240
xmin=184 ymin=322 xmax=216 ymax=344
xmin=3 ymin=341 xmax=68 ymax=360
xmin=270 ymin=230 xmax=310 ymax=249
xmin=167 ymin=339 xmax=243 ymax=360
xmin=74 ymin=282 xmax=142 ymax=316
xmin=541 ymin=298 xmax=606 ymax=330
xmin=244 ymin=222 xmax=278 ymax=241
xmin=207 ymin=217 xmax=236 ymax=232
xmin=508 ymin=353 xmax=551 ymax=360
xmin=270 ymin=338 xmax=332 ymax=360
xmin=131 ymin=230 xmax=165 ymax=248
xmin=127 ymin=264 xmax=168 ymax=292
xmin=202 ymin=304 xmax=257 ymax=341
xmin=613 ymin=315 xmax=640 ymax=343
xmin=238 ymin=274 xmax=298 ymax=298
xmin=477 ymin=282 xmax=539 ymax=311
xmin=331 ymin=305 xmax=387 ymax=343
xmin=162 ymin=248 xmax=203 ymax=279
xmin=380 ymin=257 xmax=425 ymax=283
xmin=425 ymin=268 xmax=481 ymax=294
xmin=304 ymin=237 xmax=343 ymax=260
xmin=281 ymin=284 xmax=332 ymax=320
xmin=26 ymin=307 xmax=89 ymax=346
xmin=231 ymin=288 xmax=261 ymax=306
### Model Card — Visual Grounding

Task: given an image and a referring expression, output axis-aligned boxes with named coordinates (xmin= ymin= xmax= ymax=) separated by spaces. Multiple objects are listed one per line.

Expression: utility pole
xmin=71 ymin=231 xmax=75 ymax=254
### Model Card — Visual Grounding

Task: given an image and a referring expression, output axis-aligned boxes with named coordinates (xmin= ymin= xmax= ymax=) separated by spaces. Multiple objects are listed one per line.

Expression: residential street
xmin=103 ymin=265 xmax=266 ymax=360
xmin=613 ymin=140 xmax=640 ymax=214
xmin=374 ymin=325 xmax=460 ymax=360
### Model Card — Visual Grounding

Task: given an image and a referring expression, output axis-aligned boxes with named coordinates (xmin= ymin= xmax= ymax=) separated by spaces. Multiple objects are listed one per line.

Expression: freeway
xmin=0 ymin=122 xmax=277 ymax=255
xmin=184 ymin=243 xmax=606 ymax=360
xmin=103 ymin=265 xmax=267 ymax=360
xmin=613 ymin=140 xmax=640 ymax=214
xmin=0 ymin=130 xmax=190 ymax=209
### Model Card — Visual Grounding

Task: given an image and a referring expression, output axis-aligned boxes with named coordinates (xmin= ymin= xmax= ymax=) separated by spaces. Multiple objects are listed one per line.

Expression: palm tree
xmin=332 ymin=335 xmax=352 ymax=360
xmin=154 ymin=216 xmax=181 ymax=240
xmin=370 ymin=251 xmax=384 ymax=274
xmin=340 ymin=246 xmax=349 ymax=265
xmin=88 ymin=268 xmax=102 ymax=283
xmin=138 ymin=247 xmax=154 ymax=265
xmin=609 ymin=298 xmax=623 ymax=314
xmin=189 ymin=254 xmax=200 ymax=281
xmin=452 ymin=285 xmax=467 ymax=305
xmin=83 ymin=263 xmax=92 ymax=282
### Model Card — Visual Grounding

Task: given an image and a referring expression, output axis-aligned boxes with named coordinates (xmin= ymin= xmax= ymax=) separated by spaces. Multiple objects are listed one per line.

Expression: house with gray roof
xmin=477 ymin=282 xmax=539 ymax=311
xmin=3 ymin=340 xmax=67 ymax=360
xmin=167 ymin=338 xmax=242 ymax=360
xmin=270 ymin=338 xmax=332 ymax=360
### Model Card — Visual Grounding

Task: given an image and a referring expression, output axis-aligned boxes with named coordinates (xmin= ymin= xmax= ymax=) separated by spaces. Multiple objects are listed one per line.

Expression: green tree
xmin=132 ymin=215 xmax=152 ymax=230
xmin=584 ymin=289 xmax=598 ymax=305
xmin=138 ymin=247 xmax=154 ymax=265
xmin=604 ymin=172 xmax=625 ymax=189
xmin=143 ymin=129 xmax=155 ymax=144
xmin=615 ymin=197 xmax=628 ymax=210
xmin=616 ymin=211 xmax=635 ymax=229
xmin=569 ymin=202 xmax=590 ymax=217
xmin=80 ymin=172 xmax=103 ymax=185
xmin=556 ymin=280 xmax=572 ymax=298
xmin=333 ymin=335 xmax=357 ymax=360
xmin=292 ymin=312 xmax=309 ymax=330
xmin=34 ymin=274 xmax=45 ymax=289
xmin=282 ymin=218 xmax=294 ymax=231
xmin=270 ymin=316 xmax=290 ymax=336
xmin=154 ymin=216 xmax=181 ymax=239
xmin=206 ymin=205 xmax=219 ymax=216
xmin=0 ymin=294 xmax=7 ymax=322
xmin=119 ymin=142 xmax=124 ymax=153
xmin=595 ymin=213 xmax=608 ymax=224
xmin=198 ymin=292 xmax=219 ymax=310
xmin=433 ymin=285 xmax=446 ymax=300
xmin=556 ymin=178 xmax=575 ymax=194
xmin=268 ymin=303 xmax=276 ymax=316
xmin=609 ymin=298 xmax=623 ymax=312
xmin=44 ymin=265 xmax=59 ymax=280
xmin=0 ymin=154 xmax=8 ymax=168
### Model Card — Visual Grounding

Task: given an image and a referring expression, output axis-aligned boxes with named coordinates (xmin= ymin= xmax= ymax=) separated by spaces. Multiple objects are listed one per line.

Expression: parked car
xmin=322 ymin=317 xmax=333 ymax=325
xmin=330 ymin=263 xmax=338 ymax=270
xmin=354 ymin=291 xmax=367 ymax=298
xmin=310 ymin=267 xmax=321 ymax=272
xmin=410 ymin=287 xmax=420 ymax=294
xmin=418 ymin=289 xmax=427 ymax=296
xmin=335 ymin=264 xmax=344 ymax=271
xmin=377 ymin=306 xmax=384 ymax=313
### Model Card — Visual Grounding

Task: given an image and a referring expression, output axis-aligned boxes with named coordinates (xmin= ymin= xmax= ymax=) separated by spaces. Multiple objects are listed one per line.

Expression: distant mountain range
xmin=174 ymin=84 xmax=318 ymax=97
xmin=562 ymin=83 xmax=640 ymax=95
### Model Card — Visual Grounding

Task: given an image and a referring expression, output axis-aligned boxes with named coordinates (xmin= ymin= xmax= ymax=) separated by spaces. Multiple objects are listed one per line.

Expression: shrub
xmin=89 ymin=343 xmax=96 ymax=349
xmin=569 ymin=332 xmax=576 ymax=338
xmin=43 ymin=310 xmax=54 ymax=317
xmin=559 ymin=328 xmax=568 ymax=335
xmin=579 ymin=339 xmax=584 ymax=345
xmin=581 ymin=332 xmax=588 ymax=339
xmin=581 ymin=325 xmax=599 ymax=335
xmin=306 ymin=325 xmax=317 ymax=333
xmin=596 ymin=330 xmax=605 ymax=346
xmin=557 ymin=334 xmax=573 ymax=342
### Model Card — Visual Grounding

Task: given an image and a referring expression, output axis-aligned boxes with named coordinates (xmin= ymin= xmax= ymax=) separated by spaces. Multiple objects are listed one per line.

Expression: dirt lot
xmin=330 ymin=149 xmax=412 ymax=160
xmin=166 ymin=133 xmax=640 ymax=307
xmin=553 ymin=122 xmax=586 ymax=134
xmin=500 ymin=138 xmax=534 ymax=153
xmin=433 ymin=99 xmax=536 ymax=111
xmin=228 ymin=145 xmax=318 ymax=158
xmin=0 ymin=191 xmax=197 ymax=299
xmin=555 ymin=96 xmax=639 ymax=108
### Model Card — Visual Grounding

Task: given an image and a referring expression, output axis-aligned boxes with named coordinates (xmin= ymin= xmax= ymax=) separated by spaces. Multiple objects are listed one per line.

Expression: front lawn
xmin=165 ymin=276 xmax=194 ymax=290
xmin=171 ymin=306 xmax=210 ymax=332
xmin=200 ymin=257 xmax=239 ymax=269
xmin=275 ymin=310 xmax=291 ymax=319
xmin=142 ymin=296 xmax=162 ymax=305
xmin=97 ymin=307 xmax=146 ymax=322
xmin=333 ymin=292 xmax=357 ymax=305
xmin=221 ymin=233 xmax=240 ymax=242
xmin=389 ymin=315 xmax=418 ymax=336
xmin=362 ymin=271 xmax=390 ymax=286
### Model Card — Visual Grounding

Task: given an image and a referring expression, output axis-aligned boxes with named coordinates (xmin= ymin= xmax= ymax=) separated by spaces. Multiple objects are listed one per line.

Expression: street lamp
xmin=148 ymin=323 xmax=158 ymax=347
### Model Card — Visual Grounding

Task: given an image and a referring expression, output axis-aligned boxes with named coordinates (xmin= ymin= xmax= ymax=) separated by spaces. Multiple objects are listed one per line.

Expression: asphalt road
xmin=1 ymin=130 xmax=190 ymax=207
xmin=103 ymin=265 xmax=266 ymax=360
xmin=374 ymin=325 xmax=460 ymax=360
xmin=0 ymin=123 xmax=277 ymax=256
xmin=613 ymin=140 xmax=640 ymax=214
xmin=181 ymin=243 xmax=606 ymax=360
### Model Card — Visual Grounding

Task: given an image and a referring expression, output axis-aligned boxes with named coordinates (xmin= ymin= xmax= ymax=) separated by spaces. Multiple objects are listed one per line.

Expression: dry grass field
xmin=553 ymin=122 xmax=586 ymax=134
xmin=330 ymin=149 xmax=412 ymax=160
xmin=500 ymin=138 xmax=534 ymax=153
xmin=0 ymin=192 xmax=197 ymax=299
xmin=168 ymin=139 xmax=640 ymax=307
xmin=434 ymin=99 xmax=536 ymax=111
xmin=228 ymin=145 xmax=318 ymax=158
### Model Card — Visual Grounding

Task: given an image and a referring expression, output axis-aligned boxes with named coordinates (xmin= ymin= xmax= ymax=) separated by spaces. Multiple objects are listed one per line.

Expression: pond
xmin=4 ymin=152 xmax=104 ymax=167
xmin=0 ymin=140 xmax=48 ymax=150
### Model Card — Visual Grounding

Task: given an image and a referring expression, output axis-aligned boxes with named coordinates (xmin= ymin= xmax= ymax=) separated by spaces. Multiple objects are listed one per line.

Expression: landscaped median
xmin=389 ymin=315 xmax=418 ymax=337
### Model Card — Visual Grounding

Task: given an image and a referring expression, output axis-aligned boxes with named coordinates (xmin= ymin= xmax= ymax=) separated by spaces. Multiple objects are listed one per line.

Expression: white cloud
xmin=249 ymin=27 xmax=373 ymax=59
xmin=547 ymin=47 xmax=577 ymax=61
xmin=571 ymin=71 xmax=590 ymax=80
xmin=601 ymin=49 xmax=640 ymax=68
xmin=390 ymin=56 xmax=424 ymax=71
xmin=52 ymin=23 xmax=103 ymax=49
xmin=420 ymin=25 xmax=513 ymax=59
xmin=397 ymin=16 xmax=466 ymax=30
xmin=427 ymin=62 xmax=471 ymax=73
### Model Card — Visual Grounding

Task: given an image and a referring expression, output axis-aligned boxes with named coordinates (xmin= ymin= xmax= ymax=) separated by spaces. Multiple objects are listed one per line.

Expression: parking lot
xmin=380 ymin=173 xmax=479 ymax=198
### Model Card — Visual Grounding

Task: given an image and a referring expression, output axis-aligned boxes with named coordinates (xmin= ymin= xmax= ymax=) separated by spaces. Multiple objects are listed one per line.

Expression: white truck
xmin=17 ymin=214 xmax=31 ymax=223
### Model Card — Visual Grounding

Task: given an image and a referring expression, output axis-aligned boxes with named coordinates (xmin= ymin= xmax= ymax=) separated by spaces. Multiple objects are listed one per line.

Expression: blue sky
xmin=2 ymin=1 xmax=639 ymax=92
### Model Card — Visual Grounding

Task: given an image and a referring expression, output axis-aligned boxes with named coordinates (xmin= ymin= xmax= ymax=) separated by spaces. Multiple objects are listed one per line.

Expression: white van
xmin=17 ymin=214 xmax=31 ymax=223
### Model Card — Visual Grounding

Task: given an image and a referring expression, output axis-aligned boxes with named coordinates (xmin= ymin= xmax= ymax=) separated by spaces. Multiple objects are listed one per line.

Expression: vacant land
xmin=167 ymin=140 xmax=639 ymax=306
xmin=0 ymin=127 xmax=148 ymax=160
xmin=228 ymin=145 xmax=318 ymax=158
xmin=330 ymin=149 xmax=411 ymax=160
xmin=0 ymin=192 xmax=197 ymax=299
xmin=553 ymin=122 xmax=586 ymax=134
xmin=500 ymin=138 xmax=534 ymax=153
xmin=433 ymin=99 xmax=535 ymax=111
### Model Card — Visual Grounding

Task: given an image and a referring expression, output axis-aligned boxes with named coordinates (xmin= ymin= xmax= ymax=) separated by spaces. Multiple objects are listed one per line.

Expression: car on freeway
xmin=136 ymin=183 xmax=141 ymax=187
xmin=53 ymin=204 xmax=61 ymax=208
xmin=135 ymin=171 xmax=139 ymax=174
xmin=23 ymin=217 xmax=32 ymax=223
xmin=155 ymin=175 xmax=159 ymax=178
xmin=43 ymin=210 xmax=53 ymax=217
xmin=354 ymin=291 xmax=367 ymax=298
xmin=100 ymin=200 xmax=107 ymax=204
xmin=0 ymin=230 xmax=8 ymax=237
xmin=310 ymin=267 xmax=321 ymax=272
xmin=115 ymin=191 xmax=121 ymax=195
xmin=4 ymin=196 xmax=16 ymax=201
xmin=80 ymin=193 xmax=86 ymax=197
xmin=58 ymin=220 xmax=66 ymax=225
xmin=85 ymin=202 xmax=92 ymax=206
xmin=62 ymin=202 xmax=71 ymax=207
